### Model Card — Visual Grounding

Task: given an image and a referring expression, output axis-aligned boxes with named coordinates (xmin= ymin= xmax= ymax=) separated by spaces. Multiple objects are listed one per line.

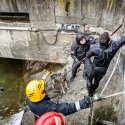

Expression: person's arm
xmin=86 ymin=49 xmax=95 ymax=58
xmin=50 ymin=96 xmax=92 ymax=116
xmin=85 ymin=35 xmax=97 ymax=44
xmin=113 ymin=36 xmax=125 ymax=49
xmin=71 ymin=41 xmax=79 ymax=62
xmin=86 ymin=47 xmax=100 ymax=59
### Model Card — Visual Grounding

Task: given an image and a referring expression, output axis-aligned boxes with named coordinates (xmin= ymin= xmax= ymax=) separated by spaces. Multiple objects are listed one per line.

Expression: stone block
xmin=83 ymin=17 xmax=99 ymax=26
xmin=56 ymin=16 xmax=83 ymax=24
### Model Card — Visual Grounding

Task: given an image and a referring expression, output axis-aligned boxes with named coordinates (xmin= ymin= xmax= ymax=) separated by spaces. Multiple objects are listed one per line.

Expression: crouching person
xmin=26 ymin=80 xmax=102 ymax=122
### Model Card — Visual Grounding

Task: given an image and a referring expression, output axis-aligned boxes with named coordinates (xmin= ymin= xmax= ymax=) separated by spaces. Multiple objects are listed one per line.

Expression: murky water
xmin=0 ymin=58 xmax=65 ymax=119
xmin=0 ymin=58 xmax=24 ymax=119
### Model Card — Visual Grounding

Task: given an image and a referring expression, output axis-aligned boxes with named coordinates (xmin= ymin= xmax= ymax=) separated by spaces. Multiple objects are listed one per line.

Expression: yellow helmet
xmin=26 ymin=80 xmax=46 ymax=102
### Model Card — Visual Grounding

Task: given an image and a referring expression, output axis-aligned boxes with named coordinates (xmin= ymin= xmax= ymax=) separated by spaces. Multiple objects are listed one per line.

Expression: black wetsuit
xmin=86 ymin=37 xmax=125 ymax=95
xmin=71 ymin=35 xmax=96 ymax=80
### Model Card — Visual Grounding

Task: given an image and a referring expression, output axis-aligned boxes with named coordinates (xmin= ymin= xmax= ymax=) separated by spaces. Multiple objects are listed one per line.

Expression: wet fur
xmin=50 ymin=70 xmax=69 ymax=94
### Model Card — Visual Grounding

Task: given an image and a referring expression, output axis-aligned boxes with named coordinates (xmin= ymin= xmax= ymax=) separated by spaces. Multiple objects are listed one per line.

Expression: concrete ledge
xmin=56 ymin=16 xmax=83 ymax=24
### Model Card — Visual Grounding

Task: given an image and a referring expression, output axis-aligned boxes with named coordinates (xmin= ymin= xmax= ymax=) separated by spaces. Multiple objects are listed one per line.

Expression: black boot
xmin=88 ymin=89 xmax=93 ymax=97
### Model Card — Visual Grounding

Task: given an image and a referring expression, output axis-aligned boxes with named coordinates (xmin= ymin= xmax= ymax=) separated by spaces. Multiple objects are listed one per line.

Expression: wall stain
xmin=88 ymin=0 xmax=91 ymax=13
xmin=107 ymin=0 xmax=114 ymax=11
xmin=65 ymin=0 xmax=70 ymax=16
xmin=88 ymin=4 xmax=91 ymax=13
xmin=59 ymin=0 xmax=65 ymax=14
xmin=70 ymin=0 xmax=74 ymax=15
xmin=87 ymin=0 xmax=94 ymax=15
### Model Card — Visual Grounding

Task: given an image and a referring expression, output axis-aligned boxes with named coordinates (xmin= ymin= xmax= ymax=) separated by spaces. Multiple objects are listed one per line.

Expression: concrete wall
xmin=0 ymin=0 xmax=125 ymax=63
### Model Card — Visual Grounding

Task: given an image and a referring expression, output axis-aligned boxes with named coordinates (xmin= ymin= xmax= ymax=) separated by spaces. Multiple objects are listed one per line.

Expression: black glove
xmin=76 ymin=60 xmax=81 ymax=65
xmin=74 ymin=58 xmax=79 ymax=63
xmin=85 ymin=35 xmax=94 ymax=43
xmin=74 ymin=59 xmax=81 ymax=67
xmin=79 ymin=96 xmax=93 ymax=109
xmin=93 ymin=94 xmax=104 ymax=101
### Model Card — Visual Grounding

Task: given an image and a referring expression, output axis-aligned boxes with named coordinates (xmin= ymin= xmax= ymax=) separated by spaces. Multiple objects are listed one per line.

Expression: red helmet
xmin=34 ymin=112 xmax=65 ymax=125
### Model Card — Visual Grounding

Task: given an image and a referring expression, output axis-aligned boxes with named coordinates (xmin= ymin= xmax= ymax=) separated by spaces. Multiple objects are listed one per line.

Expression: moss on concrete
xmin=93 ymin=103 xmax=118 ymax=124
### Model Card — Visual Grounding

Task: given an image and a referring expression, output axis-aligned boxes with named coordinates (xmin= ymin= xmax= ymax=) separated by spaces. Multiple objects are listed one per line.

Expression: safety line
xmin=90 ymin=103 xmax=94 ymax=125
xmin=88 ymin=103 xmax=93 ymax=125
xmin=100 ymin=49 xmax=121 ymax=95
xmin=103 ymin=91 xmax=125 ymax=99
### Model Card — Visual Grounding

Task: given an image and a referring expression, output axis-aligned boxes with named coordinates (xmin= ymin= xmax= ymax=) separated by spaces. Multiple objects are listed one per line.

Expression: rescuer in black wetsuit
xmin=86 ymin=32 xmax=125 ymax=96
xmin=70 ymin=33 xmax=96 ymax=82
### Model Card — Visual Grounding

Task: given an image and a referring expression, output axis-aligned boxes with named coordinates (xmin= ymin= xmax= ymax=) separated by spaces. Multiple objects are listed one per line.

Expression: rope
xmin=100 ymin=49 xmax=121 ymax=95
xmin=103 ymin=91 xmax=125 ymax=99
xmin=90 ymin=105 xmax=94 ymax=125
xmin=88 ymin=103 xmax=94 ymax=125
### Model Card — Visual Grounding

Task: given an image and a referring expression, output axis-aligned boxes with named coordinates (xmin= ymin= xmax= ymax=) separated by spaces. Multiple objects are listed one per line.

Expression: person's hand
xmin=74 ymin=59 xmax=81 ymax=67
xmin=79 ymin=96 xmax=93 ymax=109
xmin=93 ymin=94 xmax=104 ymax=101
xmin=74 ymin=58 xmax=79 ymax=63
xmin=84 ymin=96 xmax=93 ymax=104
xmin=76 ymin=60 xmax=81 ymax=65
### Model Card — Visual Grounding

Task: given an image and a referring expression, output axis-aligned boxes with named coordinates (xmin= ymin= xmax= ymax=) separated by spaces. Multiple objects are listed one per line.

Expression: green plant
xmin=93 ymin=103 xmax=118 ymax=125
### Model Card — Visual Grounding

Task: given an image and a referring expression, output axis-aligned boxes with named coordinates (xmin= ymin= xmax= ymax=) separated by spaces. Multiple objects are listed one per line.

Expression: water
xmin=0 ymin=58 xmax=24 ymax=119
xmin=0 ymin=59 xmax=64 ymax=119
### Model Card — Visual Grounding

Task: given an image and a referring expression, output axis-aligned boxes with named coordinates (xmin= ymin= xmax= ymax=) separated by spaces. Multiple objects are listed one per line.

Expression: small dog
xmin=50 ymin=69 xmax=69 ymax=94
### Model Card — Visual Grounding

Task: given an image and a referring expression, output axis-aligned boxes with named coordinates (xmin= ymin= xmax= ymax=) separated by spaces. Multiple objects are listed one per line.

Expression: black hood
xmin=76 ymin=33 xmax=85 ymax=44
xmin=99 ymin=32 xmax=110 ymax=47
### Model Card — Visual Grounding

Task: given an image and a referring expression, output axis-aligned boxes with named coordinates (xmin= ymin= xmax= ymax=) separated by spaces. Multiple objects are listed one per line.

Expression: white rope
xmin=100 ymin=49 xmax=121 ymax=95
xmin=103 ymin=91 xmax=125 ymax=99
